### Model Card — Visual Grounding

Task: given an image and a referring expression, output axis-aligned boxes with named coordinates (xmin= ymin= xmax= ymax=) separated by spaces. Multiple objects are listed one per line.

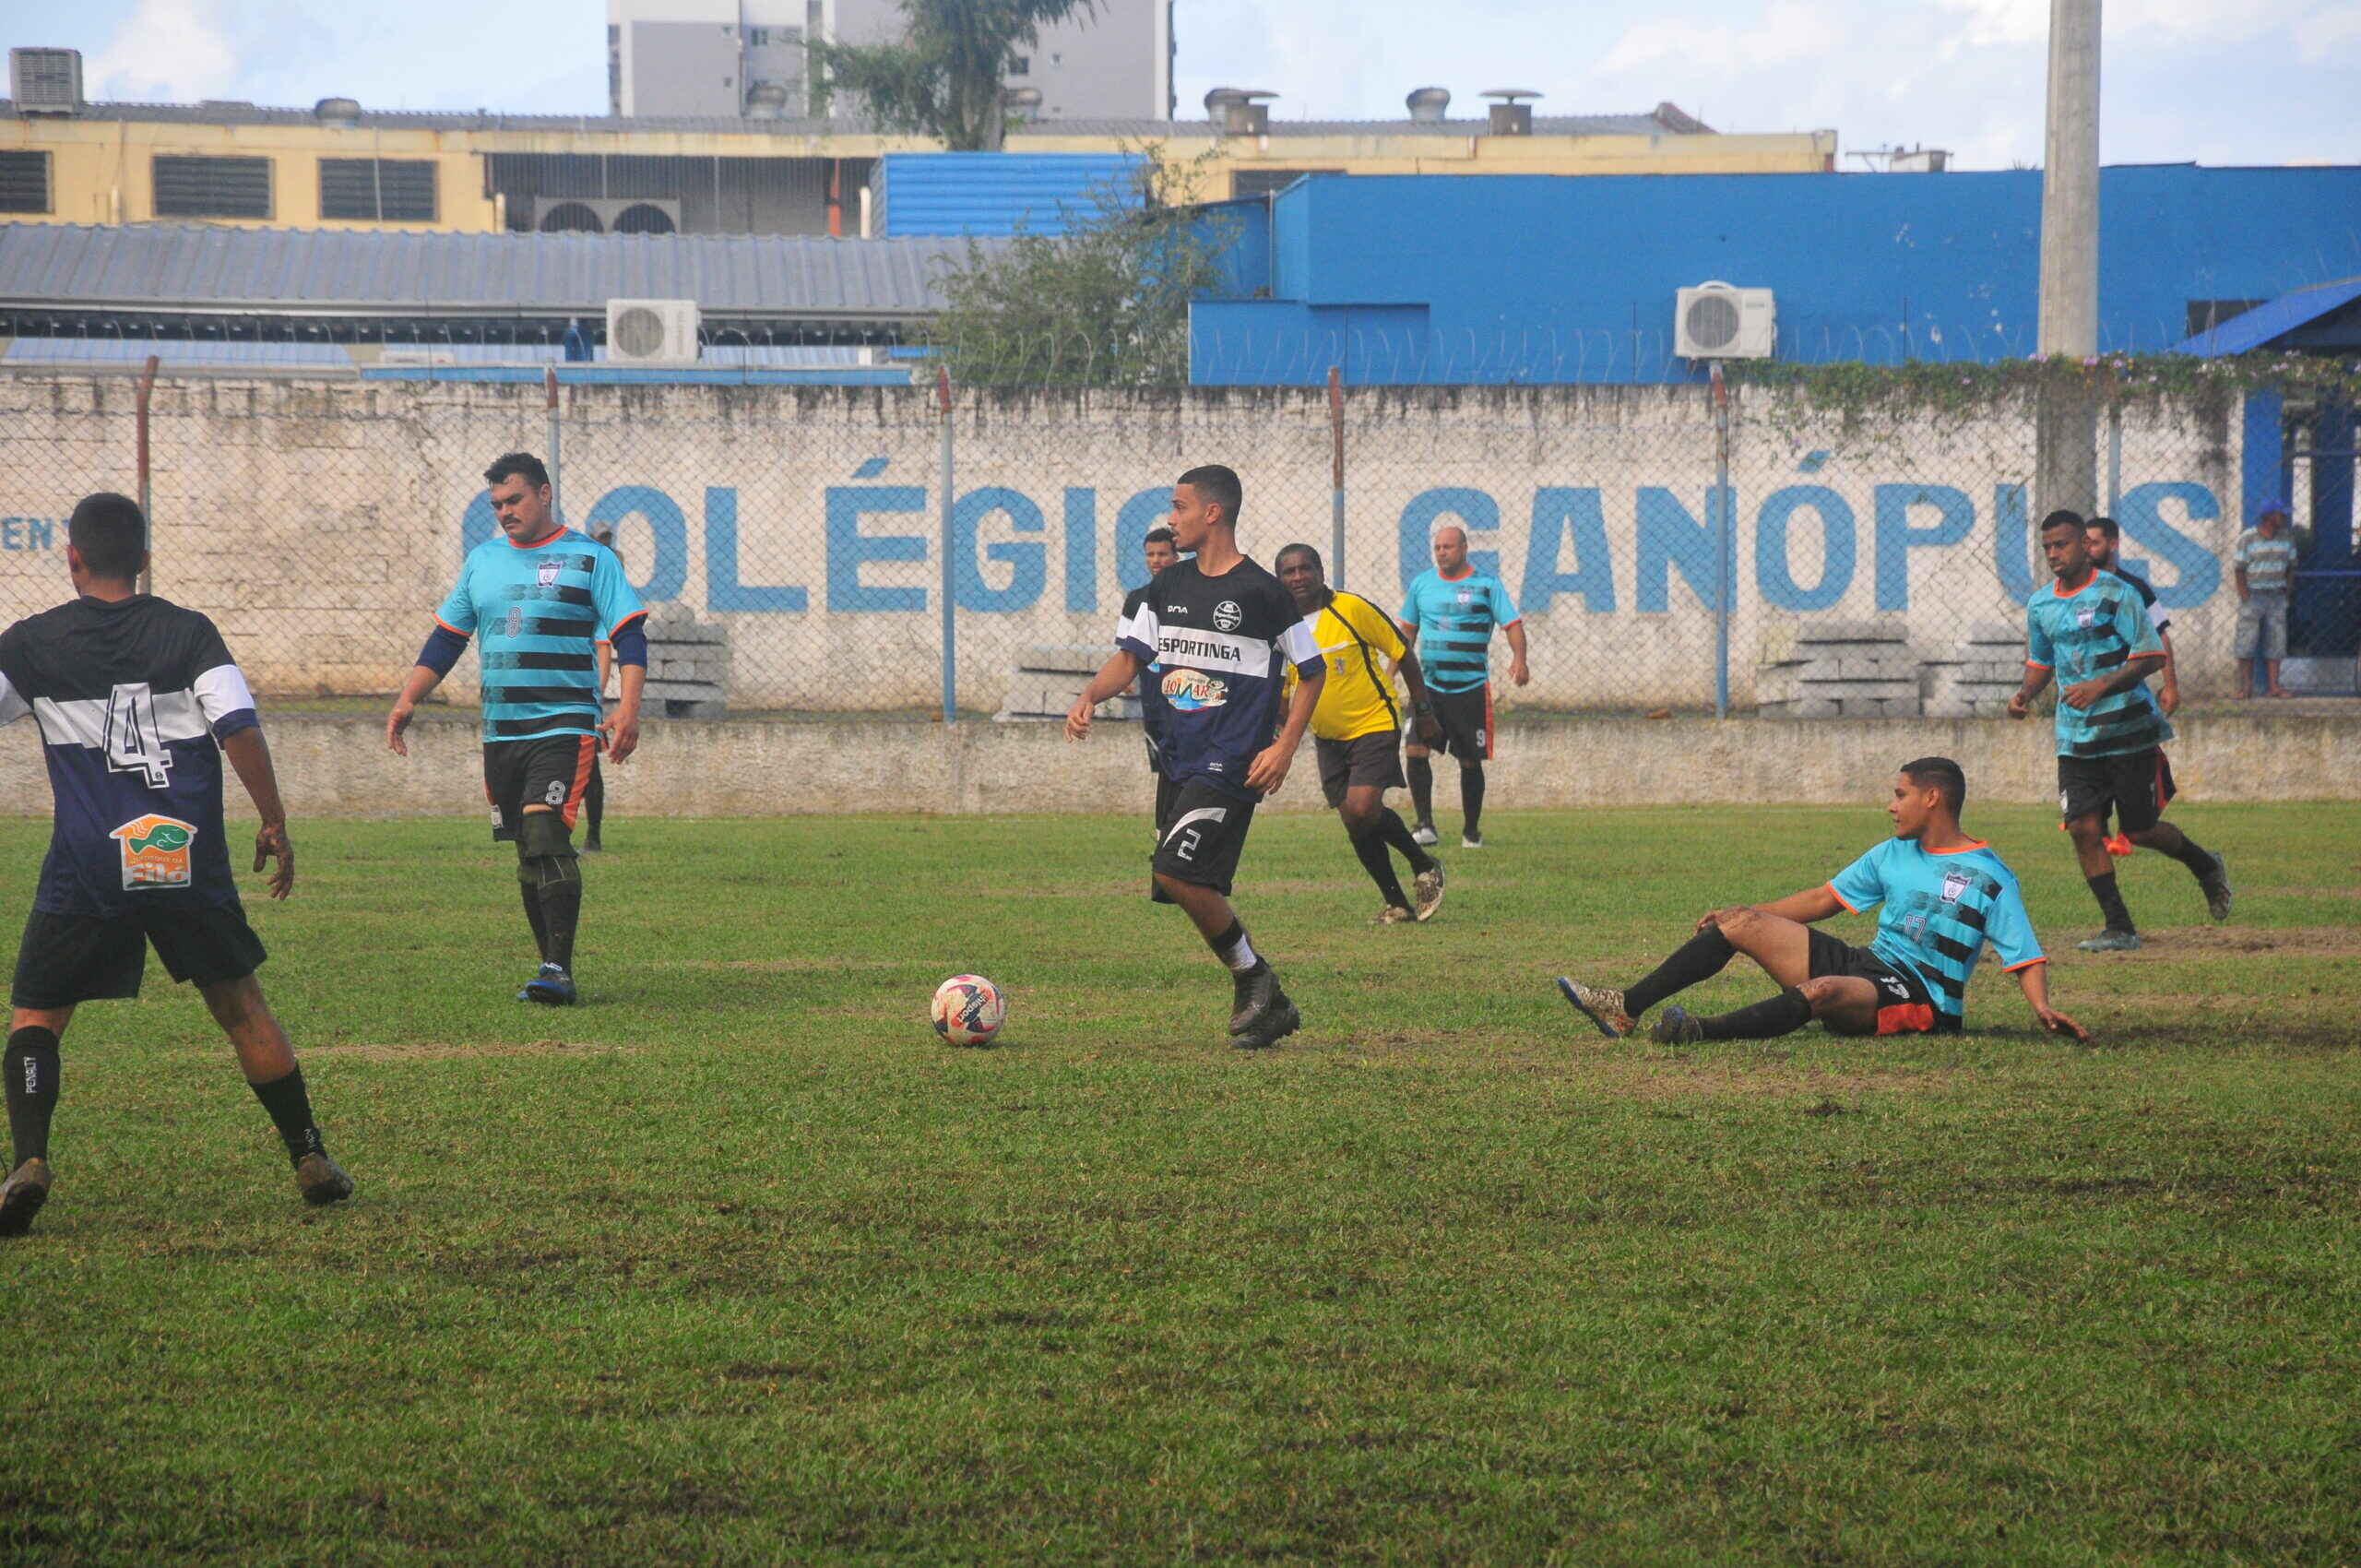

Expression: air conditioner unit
xmin=1675 ymin=282 xmax=1776 ymax=360
xmin=10 ymin=48 xmax=85 ymax=114
xmin=606 ymin=299 xmax=701 ymax=365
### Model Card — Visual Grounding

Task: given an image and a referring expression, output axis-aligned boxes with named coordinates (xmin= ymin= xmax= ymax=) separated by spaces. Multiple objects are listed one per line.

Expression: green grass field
xmin=4 ymin=803 xmax=2358 ymax=1566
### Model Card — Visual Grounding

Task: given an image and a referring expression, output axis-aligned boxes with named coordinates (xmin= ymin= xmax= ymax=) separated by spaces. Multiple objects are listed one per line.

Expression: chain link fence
xmin=2 ymin=366 xmax=2352 ymax=720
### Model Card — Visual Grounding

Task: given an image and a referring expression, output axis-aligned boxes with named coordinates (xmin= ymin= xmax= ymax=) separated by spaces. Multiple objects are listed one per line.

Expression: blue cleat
xmin=519 ymin=962 xmax=577 ymax=1005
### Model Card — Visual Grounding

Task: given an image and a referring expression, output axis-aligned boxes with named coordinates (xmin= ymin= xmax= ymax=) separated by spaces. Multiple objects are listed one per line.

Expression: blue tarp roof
xmin=2172 ymin=276 xmax=2361 ymax=356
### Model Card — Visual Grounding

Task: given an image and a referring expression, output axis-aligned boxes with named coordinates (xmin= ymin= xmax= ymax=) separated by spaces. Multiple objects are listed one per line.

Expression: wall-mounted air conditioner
xmin=10 ymin=49 xmax=85 ymax=114
xmin=606 ymin=299 xmax=701 ymax=365
xmin=1675 ymin=282 xmax=1776 ymax=359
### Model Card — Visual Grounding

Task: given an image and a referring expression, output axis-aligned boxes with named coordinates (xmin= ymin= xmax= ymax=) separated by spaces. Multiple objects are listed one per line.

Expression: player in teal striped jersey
xmin=1397 ymin=527 xmax=1527 ymax=849
xmin=386 ymin=453 xmax=647 ymax=1004
xmin=1558 ymin=758 xmax=2088 ymax=1044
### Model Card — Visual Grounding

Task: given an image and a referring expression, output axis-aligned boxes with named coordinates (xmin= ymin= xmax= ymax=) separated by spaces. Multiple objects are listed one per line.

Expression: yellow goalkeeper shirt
xmin=1284 ymin=589 xmax=1409 ymax=742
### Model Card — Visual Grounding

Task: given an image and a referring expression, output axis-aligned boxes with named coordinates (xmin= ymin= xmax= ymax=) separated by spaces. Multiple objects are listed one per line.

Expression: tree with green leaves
xmin=813 ymin=0 xmax=1098 ymax=151
xmin=921 ymin=149 xmax=1240 ymax=388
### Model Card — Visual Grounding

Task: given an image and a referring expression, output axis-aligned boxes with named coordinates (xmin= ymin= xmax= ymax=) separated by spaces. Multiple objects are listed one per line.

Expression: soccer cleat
xmin=1229 ymin=963 xmax=1264 ymax=1034
xmin=1461 ymin=831 xmax=1485 ymax=849
xmin=582 ymin=835 xmax=605 ymax=854
xmin=0 ymin=1158 xmax=53 ymax=1238
xmin=2077 ymin=928 xmax=2142 ymax=953
xmin=1410 ymin=823 xmax=1440 ymax=848
xmin=294 ymin=1152 xmax=355 ymax=1207
xmin=1556 ymin=977 xmax=1633 ymax=1039
xmin=1650 ymin=1006 xmax=1704 ymax=1044
xmin=1231 ymin=980 xmax=1302 ymax=1050
xmin=519 ymin=962 xmax=577 ymax=1005
xmin=1412 ymin=861 xmax=1446 ymax=922
xmin=2198 ymin=851 xmax=2233 ymax=922
xmin=1374 ymin=905 xmax=1416 ymax=925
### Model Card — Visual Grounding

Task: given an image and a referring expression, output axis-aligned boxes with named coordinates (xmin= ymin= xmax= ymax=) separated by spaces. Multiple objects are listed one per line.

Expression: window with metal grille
xmin=0 ymin=151 xmax=49 ymax=214
xmin=153 ymin=155 xmax=272 ymax=218
xmin=319 ymin=158 xmax=437 ymax=221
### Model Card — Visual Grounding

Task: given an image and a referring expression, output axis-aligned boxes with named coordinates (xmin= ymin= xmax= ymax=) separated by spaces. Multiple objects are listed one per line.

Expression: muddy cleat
xmin=1410 ymin=822 xmax=1440 ymax=848
xmin=2077 ymin=928 xmax=2142 ymax=953
xmin=1231 ymin=975 xmax=1302 ymax=1050
xmin=0 ymin=1158 xmax=53 ymax=1238
xmin=1556 ymin=977 xmax=1633 ymax=1039
xmin=1374 ymin=905 xmax=1416 ymax=925
xmin=1412 ymin=861 xmax=1446 ymax=922
xmin=1229 ymin=963 xmax=1264 ymax=1034
xmin=1650 ymin=1005 xmax=1704 ymax=1045
xmin=520 ymin=962 xmax=577 ymax=1005
xmin=294 ymin=1152 xmax=354 ymax=1207
xmin=2198 ymin=851 xmax=2233 ymax=922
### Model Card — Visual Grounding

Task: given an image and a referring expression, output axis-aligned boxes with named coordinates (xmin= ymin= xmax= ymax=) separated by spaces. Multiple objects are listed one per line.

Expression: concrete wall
xmin=0 ymin=374 xmax=2268 ymax=713
xmin=3 ymin=713 xmax=2351 ymax=821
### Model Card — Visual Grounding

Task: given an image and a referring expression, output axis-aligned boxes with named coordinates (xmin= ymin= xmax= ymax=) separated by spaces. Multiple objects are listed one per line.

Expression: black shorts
xmin=1418 ymin=685 xmax=1494 ymax=761
xmin=2058 ymin=748 xmax=2176 ymax=834
xmin=1316 ymin=731 xmax=1406 ymax=808
xmin=1806 ymin=927 xmax=1955 ymax=1036
xmin=484 ymin=733 xmax=600 ymax=843
xmin=12 ymin=904 xmax=267 ymax=1010
xmin=1149 ymin=778 xmax=1258 ymax=899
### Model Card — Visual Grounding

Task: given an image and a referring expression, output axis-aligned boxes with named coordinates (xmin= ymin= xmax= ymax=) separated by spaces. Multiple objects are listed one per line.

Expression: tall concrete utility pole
xmin=2035 ymin=0 xmax=2102 ymax=522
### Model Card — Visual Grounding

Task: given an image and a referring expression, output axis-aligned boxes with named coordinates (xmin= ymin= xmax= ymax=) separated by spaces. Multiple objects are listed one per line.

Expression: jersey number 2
xmin=104 ymin=683 xmax=174 ymax=788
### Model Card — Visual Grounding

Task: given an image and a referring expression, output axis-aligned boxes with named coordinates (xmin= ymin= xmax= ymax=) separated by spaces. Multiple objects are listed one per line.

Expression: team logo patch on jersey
xmin=110 ymin=814 xmax=196 ymax=891
xmin=1162 ymin=668 xmax=1228 ymax=712
xmin=2075 ymin=604 xmax=2096 ymax=628
xmin=538 ymin=559 xmax=563 ymax=588
xmin=1212 ymin=600 xmax=1242 ymax=632
xmin=1940 ymin=869 xmax=1972 ymax=905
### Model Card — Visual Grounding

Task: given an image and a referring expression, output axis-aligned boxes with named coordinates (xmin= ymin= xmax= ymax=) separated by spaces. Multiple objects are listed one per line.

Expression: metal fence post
xmin=937 ymin=365 xmax=956 ymax=723
xmin=544 ymin=366 xmax=563 ymax=523
xmin=1711 ymin=363 xmax=1732 ymax=719
xmin=1327 ymin=365 xmax=1346 ymax=590
xmin=2106 ymin=401 xmax=2123 ymax=517
xmin=136 ymin=353 xmax=159 ymax=596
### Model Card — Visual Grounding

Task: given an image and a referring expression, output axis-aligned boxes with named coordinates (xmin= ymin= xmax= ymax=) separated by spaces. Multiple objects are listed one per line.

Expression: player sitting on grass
xmin=1557 ymin=757 xmax=2089 ymax=1044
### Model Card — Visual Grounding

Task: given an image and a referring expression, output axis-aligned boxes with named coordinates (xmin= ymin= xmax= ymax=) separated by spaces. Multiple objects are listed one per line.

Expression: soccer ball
xmin=931 ymin=974 xmax=1006 ymax=1047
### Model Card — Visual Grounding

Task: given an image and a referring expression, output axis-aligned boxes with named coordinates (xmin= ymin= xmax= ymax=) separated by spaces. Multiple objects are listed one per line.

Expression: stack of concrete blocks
xmin=995 ymin=644 xmax=1143 ymax=724
xmin=641 ymin=609 xmax=730 ymax=719
xmin=1755 ymin=622 xmax=1923 ymax=718
xmin=1923 ymin=622 xmax=2029 ymax=718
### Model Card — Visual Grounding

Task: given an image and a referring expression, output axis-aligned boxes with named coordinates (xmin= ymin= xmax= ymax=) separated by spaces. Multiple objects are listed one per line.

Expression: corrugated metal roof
xmin=0 ymin=224 xmax=1002 ymax=320
xmin=874 ymin=152 xmax=1144 ymax=236
xmin=2171 ymin=277 xmax=2361 ymax=356
xmin=1014 ymin=113 xmax=1682 ymax=139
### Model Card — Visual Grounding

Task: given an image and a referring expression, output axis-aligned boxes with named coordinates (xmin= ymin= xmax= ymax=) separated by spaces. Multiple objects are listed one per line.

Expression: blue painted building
xmin=870 ymin=152 xmax=1145 ymax=237
xmin=1190 ymin=165 xmax=2361 ymax=386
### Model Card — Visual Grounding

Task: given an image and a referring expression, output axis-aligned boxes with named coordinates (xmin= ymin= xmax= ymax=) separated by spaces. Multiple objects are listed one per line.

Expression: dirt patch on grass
xmin=2086 ymin=924 xmax=2361 ymax=958
xmin=307 ymin=1039 xmax=633 ymax=1061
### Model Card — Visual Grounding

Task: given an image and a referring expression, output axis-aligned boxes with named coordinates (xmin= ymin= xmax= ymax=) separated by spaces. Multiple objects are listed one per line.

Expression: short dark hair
xmin=2039 ymin=508 xmax=2085 ymax=535
xmin=1144 ymin=526 xmax=1177 ymax=550
xmin=1274 ymin=542 xmax=1322 ymax=572
xmin=1177 ymin=464 xmax=1243 ymax=525
xmin=68 ymin=493 xmax=148 ymax=582
xmin=484 ymin=452 xmax=551 ymax=491
xmin=1900 ymin=755 xmax=1967 ymax=817
xmin=2087 ymin=516 xmax=2121 ymax=540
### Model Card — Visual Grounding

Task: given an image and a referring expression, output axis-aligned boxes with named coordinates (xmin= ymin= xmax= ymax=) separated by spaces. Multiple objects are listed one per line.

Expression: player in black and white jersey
xmin=0 ymin=494 xmax=351 ymax=1237
xmin=1067 ymin=466 xmax=1324 ymax=1048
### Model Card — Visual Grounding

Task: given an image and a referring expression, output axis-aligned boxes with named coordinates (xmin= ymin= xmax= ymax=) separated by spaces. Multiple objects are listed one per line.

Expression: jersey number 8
xmin=104 ymin=683 xmax=174 ymax=789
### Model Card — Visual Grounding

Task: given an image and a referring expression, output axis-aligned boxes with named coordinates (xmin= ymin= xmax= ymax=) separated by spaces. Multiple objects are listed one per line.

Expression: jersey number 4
xmin=104 ymin=683 xmax=174 ymax=788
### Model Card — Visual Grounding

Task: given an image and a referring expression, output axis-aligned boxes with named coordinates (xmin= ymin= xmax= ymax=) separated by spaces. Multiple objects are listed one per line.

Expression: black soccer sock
xmin=2086 ymin=872 xmax=2135 ymax=932
xmin=536 ymin=872 xmax=583 ymax=972
xmin=1376 ymin=808 xmax=1436 ymax=873
xmin=1625 ymin=926 xmax=1737 ymax=1017
xmin=1349 ymin=824 xmax=1413 ymax=909
xmin=2160 ymin=833 xmax=2216 ymax=879
xmin=6 ymin=1027 xmax=61 ymax=1168
xmin=584 ymin=765 xmax=605 ymax=842
xmin=1698 ymin=988 xmax=1815 ymax=1040
xmin=1407 ymin=754 xmax=1435 ymax=826
xmin=1460 ymin=764 xmax=1488 ymax=838
xmin=518 ymin=881 xmax=551 ymax=962
xmin=247 ymin=1067 xmax=325 ymax=1165
xmin=1209 ymin=919 xmax=1261 ymax=975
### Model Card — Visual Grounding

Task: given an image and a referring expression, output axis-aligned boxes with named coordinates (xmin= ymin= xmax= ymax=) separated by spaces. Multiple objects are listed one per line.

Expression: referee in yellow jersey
xmin=1276 ymin=544 xmax=1447 ymax=923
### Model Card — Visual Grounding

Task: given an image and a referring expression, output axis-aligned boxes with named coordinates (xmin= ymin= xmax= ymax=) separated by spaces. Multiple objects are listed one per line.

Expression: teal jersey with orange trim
xmin=2026 ymin=571 xmax=2170 ymax=759
xmin=435 ymin=528 xmax=645 ymax=743
xmin=1828 ymin=837 xmax=2045 ymax=1026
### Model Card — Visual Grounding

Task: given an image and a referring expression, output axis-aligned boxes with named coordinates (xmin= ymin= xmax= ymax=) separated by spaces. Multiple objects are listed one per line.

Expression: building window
xmin=1010 ymin=55 xmax=1029 ymax=74
xmin=0 ymin=150 xmax=50 ymax=214
xmin=2187 ymin=300 xmax=2265 ymax=337
xmin=319 ymin=158 xmax=438 ymax=222
xmin=153 ymin=155 xmax=272 ymax=219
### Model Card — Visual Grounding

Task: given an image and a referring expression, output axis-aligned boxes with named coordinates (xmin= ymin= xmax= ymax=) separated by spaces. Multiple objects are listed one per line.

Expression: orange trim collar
xmin=1925 ymin=839 xmax=1990 ymax=856
xmin=2050 ymin=569 xmax=2099 ymax=599
xmin=1436 ymin=564 xmax=1474 ymax=582
xmin=504 ymin=527 xmax=566 ymax=551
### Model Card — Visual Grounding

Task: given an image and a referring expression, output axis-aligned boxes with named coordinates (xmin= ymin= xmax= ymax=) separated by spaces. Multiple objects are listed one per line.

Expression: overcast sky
xmin=17 ymin=0 xmax=2360 ymax=170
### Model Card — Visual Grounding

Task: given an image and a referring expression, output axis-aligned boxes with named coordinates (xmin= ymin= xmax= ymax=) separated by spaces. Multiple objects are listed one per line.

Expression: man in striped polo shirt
xmin=1397 ymin=526 xmax=1528 ymax=849
xmin=2233 ymin=499 xmax=2300 ymax=699
xmin=386 ymin=453 xmax=647 ymax=1004
xmin=2009 ymin=511 xmax=2230 ymax=952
